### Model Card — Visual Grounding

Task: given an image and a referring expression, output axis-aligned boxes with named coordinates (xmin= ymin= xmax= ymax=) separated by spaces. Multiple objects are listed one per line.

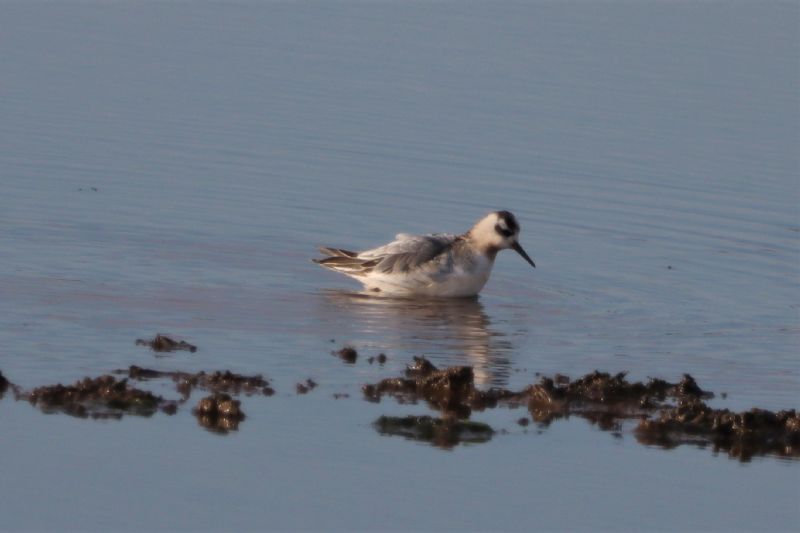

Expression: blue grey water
xmin=1 ymin=2 xmax=798 ymax=531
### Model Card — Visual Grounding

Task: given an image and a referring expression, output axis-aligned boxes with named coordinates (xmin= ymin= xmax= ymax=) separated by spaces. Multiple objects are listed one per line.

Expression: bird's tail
xmin=312 ymin=247 xmax=380 ymax=276
xmin=317 ymin=247 xmax=358 ymax=258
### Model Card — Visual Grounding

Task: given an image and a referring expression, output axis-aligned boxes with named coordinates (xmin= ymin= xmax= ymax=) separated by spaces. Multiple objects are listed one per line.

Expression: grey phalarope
xmin=313 ymin=211 xmax=535 ymax=297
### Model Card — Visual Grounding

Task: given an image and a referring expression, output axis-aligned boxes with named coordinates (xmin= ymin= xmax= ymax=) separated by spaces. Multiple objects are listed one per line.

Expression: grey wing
xmin=360 ymin=233 xmax=458 ymax=274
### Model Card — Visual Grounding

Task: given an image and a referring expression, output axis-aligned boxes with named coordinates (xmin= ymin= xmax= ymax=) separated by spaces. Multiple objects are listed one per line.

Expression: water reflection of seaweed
xmin=319 ymin=290 xmax=515 ymax=386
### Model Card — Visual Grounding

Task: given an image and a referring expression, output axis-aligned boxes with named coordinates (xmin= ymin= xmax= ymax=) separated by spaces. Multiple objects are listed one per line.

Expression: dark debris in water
xmin=121 ymin=366 xmax=275 ymax=398
xmin=333 ymin=346 xmax=358 ymax=364
xmin=636 ymin=403 xmax=800 ymax=461
xmin=527 ymin=371 xmax=711 ymax=413
xmin=4 ymin=366 xmax=276 ymax=434
xmin=296 ymin=378 xmax=318 ymax=395
xmin=193 ymin=393 xmax=245 ymax=434
xmin=364 ymin=359 xmax=798 ymax=461
xmin=2 ymin=355 xmax=798 ymax=460
xmin=24 ymin=375 xmax=177 ymax=419
xmin=374 ymin=415 xmax=494 ymax=449
xmin=0 ymin=370 xmax=8 ymax=399
xmin=136 ymin=334 xmax=197 ymax=354
xmin=333 ymin=345 xmax=389 ymax=365
xmin=367 ymin=353 xmax=388 ymax=365
xmin=363 ymin=356 xmax=527 ymax=418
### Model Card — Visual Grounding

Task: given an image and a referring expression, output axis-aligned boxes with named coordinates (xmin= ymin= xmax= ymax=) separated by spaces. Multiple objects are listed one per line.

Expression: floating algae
xmin=0 ymin=370 xmax=8 ymax=399
xmin=364 ymin=359 xmax=799 ymax=461
xmin=135 ymin=334 xmax=197 ymax=353
xmin=2 ymin=352 xmax=798 ymax=460
xmin=5 ymin=366 xmax=276 ymax=434
xmin=362 ymin=357 xmax=483 ymax=418
xmin=333 ymin=346 xmax=358 ymax=364
xmin=193 ymin=393 xmax=245 ymax=434
xmin=636 ymin=402 xmax=800 ymax=461
xmin=367 ymin=353 xmax=388 ymax=365
xmin=24 ymin=375 xmax=177 ymax=419
xmin=296 ymin=378 xmax=318 ymax=395
xmin=120 ymin=366 xmax=275 ymax=398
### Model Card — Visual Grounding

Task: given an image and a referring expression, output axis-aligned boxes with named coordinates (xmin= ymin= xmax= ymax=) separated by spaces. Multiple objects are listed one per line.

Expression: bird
xmin=313 ymin=210 xmax=535 ymax=297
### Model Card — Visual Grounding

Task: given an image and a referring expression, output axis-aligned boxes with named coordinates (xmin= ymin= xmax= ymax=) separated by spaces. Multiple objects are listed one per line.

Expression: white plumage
xmin=313 ymin=211 xmax=535 ymax=297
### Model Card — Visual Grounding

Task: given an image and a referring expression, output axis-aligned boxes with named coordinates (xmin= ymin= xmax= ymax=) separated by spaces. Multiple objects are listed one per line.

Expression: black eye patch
xmin=496 ymin=211 xmax=519 ymax=232
xmin=495 ymin=224 xmax=514 ymax=238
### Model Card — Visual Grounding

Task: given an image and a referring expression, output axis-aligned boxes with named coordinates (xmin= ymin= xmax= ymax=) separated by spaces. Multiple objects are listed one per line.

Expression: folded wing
xmin=314 ymin=233 xmax=458 ymax=277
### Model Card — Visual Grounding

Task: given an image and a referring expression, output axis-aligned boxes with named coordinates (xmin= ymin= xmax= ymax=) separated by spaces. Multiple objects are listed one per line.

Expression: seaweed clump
xmin=5 ymin=366 xmax=280 ymax=436
xmin=363 ymin=356 xmax=527 ymax=418
xmin=524 ymin=372 xmax=798 ymax=460
xmin=333 ymin=346 xmax=358 ymax=364
xmin=24 ymin=375 xmax=176 ymax=419
xmin=0 ymin=370 xmax=8 ymax=399
xmin=121 ymin=366 xmax=275 ymax=398
xmin=526 ymin=371 xmax=710 ymax=425
xmin=193 ymin=393 xmax=245 ymax=434
xmin=367 ymin=353 xmax=388 ymax=365
xmin=365 ymin=360 xmax=798 ymax=461
xmin=636 ymin=404 xmax=800 ymax=461
xmin=136 ymin=334 xmax=197 ymax=353
xmin=363 ymin=357 xmax=480 ymax=418
xmin=296 ymin=378 xmax=318 ymax=395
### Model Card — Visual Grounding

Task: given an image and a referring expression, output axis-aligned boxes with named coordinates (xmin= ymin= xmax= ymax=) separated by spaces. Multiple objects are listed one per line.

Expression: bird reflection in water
xmin=318 ymin=291 xmax=515 ymax=386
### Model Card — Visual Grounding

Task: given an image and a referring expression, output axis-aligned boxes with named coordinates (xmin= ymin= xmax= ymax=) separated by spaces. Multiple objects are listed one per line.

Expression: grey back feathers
xmin=314 ymin=233 xmax=460 ymax=276
xmin=371 ymin=234 xmax=457 ymax=273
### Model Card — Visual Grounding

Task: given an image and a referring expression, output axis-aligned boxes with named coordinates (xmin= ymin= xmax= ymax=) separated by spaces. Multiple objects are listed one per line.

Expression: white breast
xmin=362 ymin=253 xmax=495 ymax=297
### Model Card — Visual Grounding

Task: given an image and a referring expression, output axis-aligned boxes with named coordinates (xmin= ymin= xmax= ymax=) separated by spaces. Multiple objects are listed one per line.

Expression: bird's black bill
xmin=512 ymin=242 xmax=536 ymax=268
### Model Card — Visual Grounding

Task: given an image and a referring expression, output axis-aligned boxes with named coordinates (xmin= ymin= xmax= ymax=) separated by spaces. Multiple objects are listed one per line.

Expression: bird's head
xmin=467 ymin=210 xmax=536 ymax=268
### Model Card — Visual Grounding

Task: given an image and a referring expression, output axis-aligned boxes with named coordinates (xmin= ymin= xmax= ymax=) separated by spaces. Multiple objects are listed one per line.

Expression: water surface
xmin=1 ymin=2 xmax=798 ymax=531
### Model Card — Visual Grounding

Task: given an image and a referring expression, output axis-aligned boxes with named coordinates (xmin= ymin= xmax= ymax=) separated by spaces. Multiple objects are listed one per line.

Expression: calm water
xmin=1 ymin=2 xmax=798 ymax=531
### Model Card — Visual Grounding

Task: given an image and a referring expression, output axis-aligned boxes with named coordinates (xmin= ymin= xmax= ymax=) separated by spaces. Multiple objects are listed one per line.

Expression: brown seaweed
xmin=135 ymin=334 xmax=197 ymax=353
xmin=363 ymin=357 xmax=528 ymax=417
xmin=24 ymin=375 xmax=176 ymax=419
xmin=636 ymin=402 xmax=800 ymax=461
xmin=296 ymin=378 xmax=318 ymax=395
xmin=120 ymin=366 xmax=275 ymax=398
xmin=3 ymin=356 xmax=797 ymax=461
xmin=333 ymin=346 xmax=358 ymax=364
xmin=367 ymin=353 xmax=388 ymax=365
xmin=364 ymin=360 xmax=797 ymax=461
xmin=0 ymin=370 xmax=8 ymax=399
xmin=193 ymin=393 xmax=245 ymax=434
xmin=8 ymin=366 xmax=272 ymax=433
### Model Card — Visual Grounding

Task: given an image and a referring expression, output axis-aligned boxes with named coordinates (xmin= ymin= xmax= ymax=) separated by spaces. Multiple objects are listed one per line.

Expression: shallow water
xmin=1 ymin=2 xmax=798 ymax=531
